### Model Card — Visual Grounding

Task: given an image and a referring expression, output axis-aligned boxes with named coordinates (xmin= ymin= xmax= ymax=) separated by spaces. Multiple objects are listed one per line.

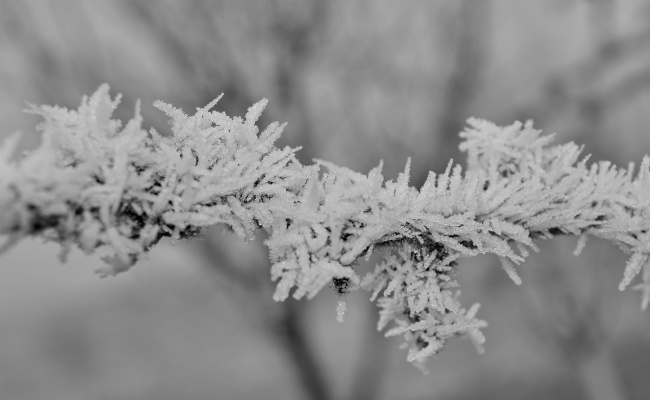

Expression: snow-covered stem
xmin=1 ymin=85 xmax=650 ymax=371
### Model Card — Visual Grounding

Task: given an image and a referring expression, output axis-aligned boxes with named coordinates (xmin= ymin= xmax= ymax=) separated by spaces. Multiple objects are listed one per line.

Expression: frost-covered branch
xmin=1 ymin=85 xmax=649 ymax=371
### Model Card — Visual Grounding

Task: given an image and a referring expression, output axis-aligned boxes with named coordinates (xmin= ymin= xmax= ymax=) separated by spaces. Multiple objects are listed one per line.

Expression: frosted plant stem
xmin=4 ymin=85 xmax=650 ymax=372
xmin=576 ymin=348 xmax=626 ymax=400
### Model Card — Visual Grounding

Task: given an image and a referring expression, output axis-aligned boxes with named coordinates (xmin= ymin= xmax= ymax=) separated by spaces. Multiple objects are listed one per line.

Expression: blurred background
xmin=2 ymin=0 xmax=650 ymax=399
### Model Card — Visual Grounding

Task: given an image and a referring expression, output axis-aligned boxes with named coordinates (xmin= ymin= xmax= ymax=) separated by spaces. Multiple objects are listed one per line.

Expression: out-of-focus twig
xmin=507 ymin=2 xmax=650 ymax=142
xmin=271 ymin=300 xmax=333 ymax=400
xmin=413 ymin=0 xmax=493 ymax=188
xmin=349 ymin=301 xmax=389 ymax=400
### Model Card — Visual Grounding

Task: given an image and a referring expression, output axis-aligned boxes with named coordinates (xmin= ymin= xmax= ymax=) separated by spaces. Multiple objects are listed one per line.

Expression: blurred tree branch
xmin=413 ymin=0 xmax=493 ymax=188
xmin=508 ymin=8 xmax=650 ymax=147
xmin=191 ymin=234 xmax=334 ymax=400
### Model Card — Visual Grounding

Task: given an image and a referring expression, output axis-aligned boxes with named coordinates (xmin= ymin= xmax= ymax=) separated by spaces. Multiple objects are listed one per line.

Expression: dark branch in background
xmin=271 ymin=300 xmax=333 ymax=400
xmin=574 ymin=0 xmax=615 ymax=149
xmin=267 ymin=0 xmax=330 ymax=166
xmin=349 ymin=305 xmax=389 ymax=400
xmin=1 ymin=2 xmax=107 ymax=109
xmin=522 ymin=250 xmax=626 ymax=400
xmin=413 ymin=0 xmax=493 ymax=189
xmin=126 ymin=1 xmax=254 ymax=117
xmin=191 ymin=234 xmax=261 ymax=293
xmin=190 ymin=234 xmax=332 ymax=400
xmin=506 ymin=4 xmax=650 ymax=158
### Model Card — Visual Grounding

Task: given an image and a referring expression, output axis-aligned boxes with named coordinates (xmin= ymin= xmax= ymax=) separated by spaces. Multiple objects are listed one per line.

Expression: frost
xmin=620 ymin=252 xmax=648 ymax=291
xmin=632 ymin=262 xmax=650 ymax=310
xmin=573 ymin=234 xmax=589 ymax=256
xmin=0 ymin=131 xmax=21 ymax=163
xmin=336 ymin=299 xmax=347 ymax=323
xmin=4 ymin=86 xmax=650 ymax=372
xmin=498 ymin=256 xmax=522 ymax=285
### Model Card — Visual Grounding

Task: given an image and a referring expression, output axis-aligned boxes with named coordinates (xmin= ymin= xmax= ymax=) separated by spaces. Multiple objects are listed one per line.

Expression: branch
xmin=2 ymin=85 xmax=650 ymax=371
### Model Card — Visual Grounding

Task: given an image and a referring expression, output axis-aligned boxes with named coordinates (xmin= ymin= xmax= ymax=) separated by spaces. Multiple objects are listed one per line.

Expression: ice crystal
xmin=0 ymin=85 xmax=309 ymax=277
xmin=2 ymin=85 xmax=650 ymax=371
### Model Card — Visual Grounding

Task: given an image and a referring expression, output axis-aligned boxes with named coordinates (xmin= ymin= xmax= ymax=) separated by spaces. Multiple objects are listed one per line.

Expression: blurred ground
xmin=2 ymin=1 xmax=650 ymax=399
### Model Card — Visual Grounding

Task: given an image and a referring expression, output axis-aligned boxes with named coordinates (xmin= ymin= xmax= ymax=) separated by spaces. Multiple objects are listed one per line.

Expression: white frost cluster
xmin=0 ymin=85 xmax=309 ymax=276
xmin=2 ymin=86 xmax=650 ymax=371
